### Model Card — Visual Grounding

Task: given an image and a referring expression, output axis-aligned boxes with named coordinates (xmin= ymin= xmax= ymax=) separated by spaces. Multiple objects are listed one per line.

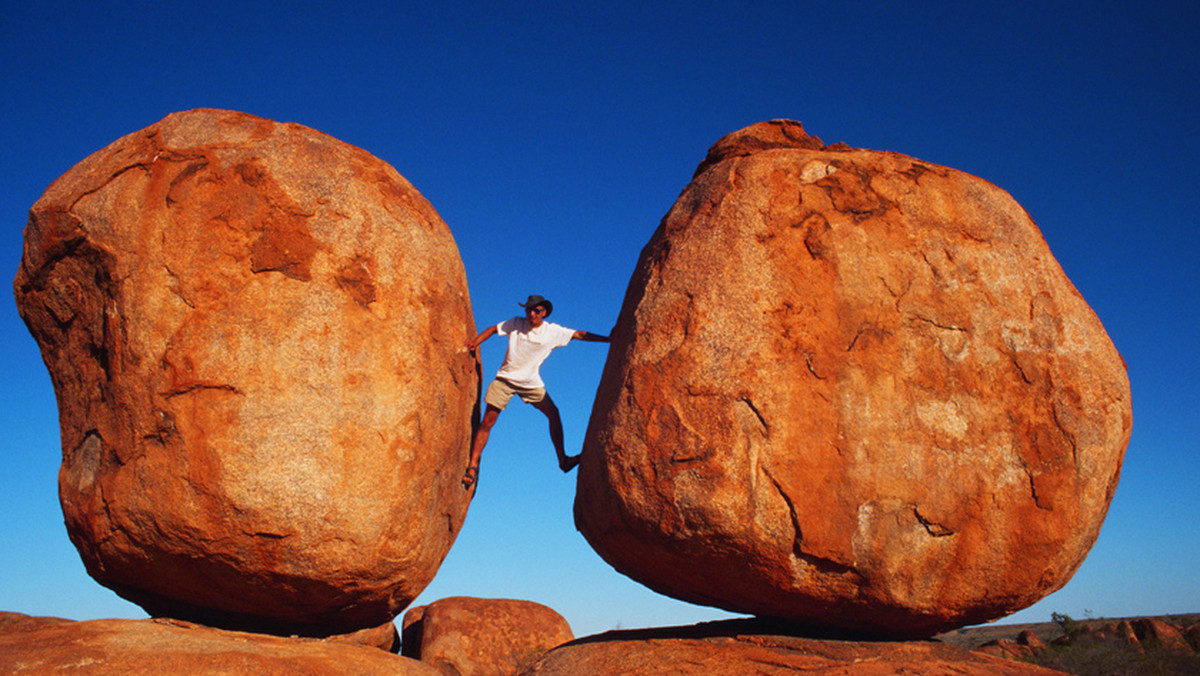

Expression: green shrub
xmin=1051 ymin=612 xmax=1084 ymax=641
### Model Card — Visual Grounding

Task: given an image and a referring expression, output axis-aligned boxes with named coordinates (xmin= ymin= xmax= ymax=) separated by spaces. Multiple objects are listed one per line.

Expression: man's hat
xmin=519 ymin=294 xmax=553 ymax=317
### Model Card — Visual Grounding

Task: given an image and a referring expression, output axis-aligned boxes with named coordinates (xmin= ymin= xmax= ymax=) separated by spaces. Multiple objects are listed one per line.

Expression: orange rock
xmin=576 ymin=120 xmax=1132 ymax=637
xmin=323 ymin=620 xmax=401 ymax=653
xmin=522 ymin=619 xmax=1067 ymax=675
xmin=1017 ymin=628 xmax=1047 ymax=652
xmin=1184 ymin=623 xmax=1200 ymax=651
xmin=1116 ymin=620 xmax=1143 ymax=651
xmin=14 ymin=109 xmax=478 ymax=635
xmin=975 ymin=638 xmax=1035 ymax=660
xmin=0 ymin=614 xmax=437 ymax=675
xmin=1133 ymin=618 xmax=1193 ymax=653
xmin=402 ymin=597 xmax=574 ymax=675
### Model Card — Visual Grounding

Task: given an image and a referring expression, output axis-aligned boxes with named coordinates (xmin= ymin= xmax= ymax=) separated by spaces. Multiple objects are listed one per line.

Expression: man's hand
xmin=467 ymin=325 xmax=498 ymax=356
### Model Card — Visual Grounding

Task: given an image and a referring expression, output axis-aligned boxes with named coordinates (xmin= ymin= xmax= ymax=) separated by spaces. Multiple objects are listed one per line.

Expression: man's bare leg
xmin=532 ymin=395 xmax=578 ymax=472
xmin=464 ymin=405 xmax=501 ymax=488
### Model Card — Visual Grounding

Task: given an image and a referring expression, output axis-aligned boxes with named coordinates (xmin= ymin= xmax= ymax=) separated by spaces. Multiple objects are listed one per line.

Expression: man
xmin=463 ymin=294 xmax=611 ymax=488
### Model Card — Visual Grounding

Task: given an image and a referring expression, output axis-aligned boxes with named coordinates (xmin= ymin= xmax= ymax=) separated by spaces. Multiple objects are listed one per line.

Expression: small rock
xmin=323 ymin=620 xmax=400 ymax=653
xmin=403 ymin=597 xmax=574 ymax=675
xmin=1116 ymin=620 xmax=1143 ymax=651
xmin=1017 ymin=628 xmax=1046 ymax=652
xmin=975 ymin=638 xmax=1035 ymax=661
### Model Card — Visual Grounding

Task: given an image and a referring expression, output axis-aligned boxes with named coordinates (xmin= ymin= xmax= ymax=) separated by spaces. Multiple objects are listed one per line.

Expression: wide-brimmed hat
xmin=519 ymin=294 xmax=553 ymax=317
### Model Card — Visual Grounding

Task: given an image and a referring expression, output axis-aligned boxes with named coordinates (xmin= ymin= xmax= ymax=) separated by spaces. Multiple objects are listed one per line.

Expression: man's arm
xmin=467 ymin=325 xmax=498 ymax=354
xmin=573 ymin=330 xmax=611 ymax=343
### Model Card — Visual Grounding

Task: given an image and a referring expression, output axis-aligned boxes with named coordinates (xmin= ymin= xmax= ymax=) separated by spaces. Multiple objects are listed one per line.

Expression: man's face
xmin=525 ymin=304 xmax=547 ymax=326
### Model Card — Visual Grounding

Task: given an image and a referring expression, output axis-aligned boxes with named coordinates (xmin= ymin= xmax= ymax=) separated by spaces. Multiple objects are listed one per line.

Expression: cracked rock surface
xmin=574 ymin=120 xmax=1131 ymax=638
xmin=14 ymin=109 xmax=478 ymax=635
xmin=0 ymin=613 xmax=438 ymax=675
xmin=521 ymin=618 xmax=1067 ymax=675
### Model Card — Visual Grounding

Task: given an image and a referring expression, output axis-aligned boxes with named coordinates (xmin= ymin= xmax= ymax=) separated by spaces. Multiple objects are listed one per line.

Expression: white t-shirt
xmin=494 ymin=317 xmax=576 ymax=388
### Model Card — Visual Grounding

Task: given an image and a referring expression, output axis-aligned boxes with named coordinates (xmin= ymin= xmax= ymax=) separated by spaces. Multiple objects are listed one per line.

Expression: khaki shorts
xmin=484 ymin=378 xmax=547 ymax=410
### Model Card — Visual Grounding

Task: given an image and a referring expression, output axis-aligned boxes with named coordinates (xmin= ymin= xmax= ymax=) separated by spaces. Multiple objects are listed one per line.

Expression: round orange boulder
xmin=575 ymin=120 xmax=1132 ymax=637
xmin=402 ymin=597 xmax=574 ymax=674
xmin=14 ymin=109 xmax=478 ymax=635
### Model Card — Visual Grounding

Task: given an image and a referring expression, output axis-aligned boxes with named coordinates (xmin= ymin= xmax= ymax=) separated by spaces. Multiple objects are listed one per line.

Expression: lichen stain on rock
xmin=249 ymin=217 xmax=319 ymax=281
xmin=173 ymin=157 xmax=320 ymax=282
xmin=335 ymin=255 xmax=378 ymax=307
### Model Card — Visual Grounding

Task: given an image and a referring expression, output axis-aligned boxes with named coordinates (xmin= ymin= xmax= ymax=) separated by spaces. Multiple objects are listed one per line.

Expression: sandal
xmin=462 ymin=466 xmax=479 ymax=489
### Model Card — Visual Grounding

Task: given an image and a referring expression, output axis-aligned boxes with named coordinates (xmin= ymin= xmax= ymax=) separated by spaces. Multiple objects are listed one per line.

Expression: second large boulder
xmin=575 ymin=120 xmax=1132 ymax=637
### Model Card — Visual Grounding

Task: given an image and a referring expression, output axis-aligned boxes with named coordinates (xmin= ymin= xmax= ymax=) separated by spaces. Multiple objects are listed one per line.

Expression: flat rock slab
xmin=522 ymin=619 xmax=1068 ymax=675
xmin=0 ymin=613 xmax=437 ymax=675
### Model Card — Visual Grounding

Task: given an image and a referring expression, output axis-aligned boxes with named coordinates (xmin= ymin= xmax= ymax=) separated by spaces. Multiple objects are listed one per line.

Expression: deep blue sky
xmin=2 ymin=2 xmax=1197 ymax=637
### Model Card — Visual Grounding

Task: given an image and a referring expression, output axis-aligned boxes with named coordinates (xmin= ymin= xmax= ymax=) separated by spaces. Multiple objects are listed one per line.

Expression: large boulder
xmin=403 ymin=597 xmax=574 ymax=675
xmin=14 ymin=109 xmax=479 ymax=635
xmin=575 ymin=120 xmax=1132 ymax=637
xmin=521 ymin=619 xmax=1068 ymax=675
xmin=0 ymin=613 xmax=438 ymax=675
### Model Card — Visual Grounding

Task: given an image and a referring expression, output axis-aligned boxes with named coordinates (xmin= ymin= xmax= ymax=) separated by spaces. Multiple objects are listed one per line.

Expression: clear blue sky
xmin=1 ymin=2 xmax=1196 ymax=638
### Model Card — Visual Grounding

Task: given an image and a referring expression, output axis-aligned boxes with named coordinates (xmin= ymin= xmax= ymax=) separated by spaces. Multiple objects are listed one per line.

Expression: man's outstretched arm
xmin=573 ymin=330 xmax=611 ymax=343
xmin=467 ymin=325 xmax=498 ymax=353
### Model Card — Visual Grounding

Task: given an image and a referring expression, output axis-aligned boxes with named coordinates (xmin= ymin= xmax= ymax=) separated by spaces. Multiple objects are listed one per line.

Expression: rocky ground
xmin=939 ymin=613 xmax=1200 ymax=675
xmin=938 ymin=613 xmax=1198 ymax=648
